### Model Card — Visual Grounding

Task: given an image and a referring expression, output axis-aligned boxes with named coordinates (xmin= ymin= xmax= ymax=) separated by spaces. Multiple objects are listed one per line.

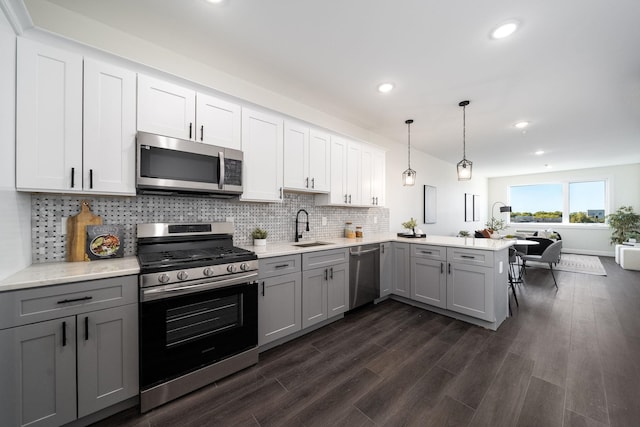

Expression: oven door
xmin=139 ymin=278 xmax=258 ymax=390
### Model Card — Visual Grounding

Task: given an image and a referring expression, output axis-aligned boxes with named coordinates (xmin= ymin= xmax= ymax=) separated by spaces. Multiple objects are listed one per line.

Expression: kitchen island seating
xmin=520 ymin=240 xmax=563 ymax=288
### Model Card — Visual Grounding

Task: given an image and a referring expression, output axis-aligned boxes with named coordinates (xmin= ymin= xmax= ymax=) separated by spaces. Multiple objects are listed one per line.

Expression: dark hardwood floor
xmin=94 ymin=257 xmax=640 ymax=427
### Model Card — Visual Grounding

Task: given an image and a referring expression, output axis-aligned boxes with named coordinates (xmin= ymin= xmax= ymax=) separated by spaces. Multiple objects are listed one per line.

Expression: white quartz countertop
xmin=0 ymin=234 xmax=514 ymax=292
xmin=0 ymin=256 xmax=140 ymax=293
xmin=241 ymin=233 xmax=514 ymax=258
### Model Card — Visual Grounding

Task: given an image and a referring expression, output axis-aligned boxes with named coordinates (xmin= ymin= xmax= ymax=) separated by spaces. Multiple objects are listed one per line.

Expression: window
xmin=509 ymin=179 xmax=607 ymax=225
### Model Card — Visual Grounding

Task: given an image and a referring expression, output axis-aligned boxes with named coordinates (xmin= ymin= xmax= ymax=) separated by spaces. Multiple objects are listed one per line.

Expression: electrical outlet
xmin=226 ymin=217 xmax=234 ymax=223
xmin=374 ymin=216 xmax=378 ymax=224
xmin=61 ymin=217 xmax=68 ymax=235
xmin=322 ymin=217 xmax=327 ymax=226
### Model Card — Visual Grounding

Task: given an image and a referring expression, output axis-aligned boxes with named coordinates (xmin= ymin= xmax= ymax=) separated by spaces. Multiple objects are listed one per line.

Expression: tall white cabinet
xmin=16 ymin=39 xmax=136 ymax=195
xmin=283 ymin=123 xmax=330 ymax=193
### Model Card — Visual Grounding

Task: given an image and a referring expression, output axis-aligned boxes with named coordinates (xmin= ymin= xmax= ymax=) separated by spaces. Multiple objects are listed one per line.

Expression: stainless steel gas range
xmin=136 ymin=222 xmax=259 ymax=413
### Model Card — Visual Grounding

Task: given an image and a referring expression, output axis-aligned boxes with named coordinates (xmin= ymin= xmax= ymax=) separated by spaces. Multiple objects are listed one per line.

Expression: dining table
xmin=511 ymin=239 xmax=539 ymax=283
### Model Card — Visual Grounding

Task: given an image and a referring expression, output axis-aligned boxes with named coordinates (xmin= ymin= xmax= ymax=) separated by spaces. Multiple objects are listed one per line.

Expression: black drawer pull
xmin=274 ymin=264 xmax=289 ymax=269
xmin=57 ymin=296 xmax=93 ymax=304
xmin=62 ymin=321 xmax=67 ymax=347
xmin=421 ymin=250 xmax=433 ymax=254
xmin=460 ymin=255 xmax=476 ymax=259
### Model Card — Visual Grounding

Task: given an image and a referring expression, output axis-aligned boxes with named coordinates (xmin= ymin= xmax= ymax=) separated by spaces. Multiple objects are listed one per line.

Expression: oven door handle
xmin=141 ymin=272 xmax=258 ymax=301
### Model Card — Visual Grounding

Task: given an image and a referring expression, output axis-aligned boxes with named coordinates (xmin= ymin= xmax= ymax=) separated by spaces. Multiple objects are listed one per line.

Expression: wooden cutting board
xmin=67 ymin=200 xmax=103 ymax=262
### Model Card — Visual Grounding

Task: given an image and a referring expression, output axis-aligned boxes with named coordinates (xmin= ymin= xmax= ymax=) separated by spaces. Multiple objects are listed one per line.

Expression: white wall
xmin=386 ymin=143 xmax=488 ymax=236
xmin=488 ymin=164 xmax=640 ymax=256
xmin=0 ymin=8 xmax=31 ymax=280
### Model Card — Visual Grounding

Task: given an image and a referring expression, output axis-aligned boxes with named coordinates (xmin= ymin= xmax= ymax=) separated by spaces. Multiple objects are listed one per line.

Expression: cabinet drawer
xmin=302 ymin=248 xmax=349 ymax=270
xmin=0 ymin=275 xmax=138 ymax=330
xmin=259 ymin=255 xmax=301 ymax=279
xmin=412 ymin=244 xmax=446 ymax=261
xmin=447 ymin=248 xmax=494 ymax=267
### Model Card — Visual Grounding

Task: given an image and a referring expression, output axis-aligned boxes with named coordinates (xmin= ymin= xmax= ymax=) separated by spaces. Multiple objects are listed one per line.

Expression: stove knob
xmin=177 ymin=271 xmax=189 ymax=281
xmin=158 ymin=273 xmax=170 ymax=284
xmin=240 ymin=263 xmax=249 ymax=271
xmin=227 ymin=264 xmax=237 ymax=273
xmin=203 ymin=267 xmax=214 ymax=277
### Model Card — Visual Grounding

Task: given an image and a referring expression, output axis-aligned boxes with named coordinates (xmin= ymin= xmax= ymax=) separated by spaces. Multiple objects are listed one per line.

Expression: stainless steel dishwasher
xmin=349 ymin=244 xmax=380 ymax=310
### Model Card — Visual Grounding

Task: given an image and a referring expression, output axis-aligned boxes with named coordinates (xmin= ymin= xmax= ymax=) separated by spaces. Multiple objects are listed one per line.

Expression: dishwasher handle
xmin=349 ymin=247 xmax=380 ymax=256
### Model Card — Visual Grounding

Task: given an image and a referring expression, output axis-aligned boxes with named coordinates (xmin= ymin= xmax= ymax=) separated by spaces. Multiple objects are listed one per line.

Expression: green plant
xmin=251 ymin=227 xmax=268 ymax=239
xmin=402 ymin=217 xmax=417 ymax=232
xmin=485 ymin=217 xmax=506 ymax=232
xmin=458 ymin=230 xmax=470 ymax=237
xmin=607 ymin=206 xmax=640 ymax=245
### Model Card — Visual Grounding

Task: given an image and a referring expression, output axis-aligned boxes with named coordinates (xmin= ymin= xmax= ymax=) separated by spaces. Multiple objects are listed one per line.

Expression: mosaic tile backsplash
xmin=31 ymin=193 xmax=389 ymax=263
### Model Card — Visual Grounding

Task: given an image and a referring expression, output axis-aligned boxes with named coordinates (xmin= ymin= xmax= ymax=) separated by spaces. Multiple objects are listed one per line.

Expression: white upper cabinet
xmin=318 ymin=135 xmax=348 ymax=205
xmin=241 ymin=108 xmax=284 ymax=202
xmin=362 ymin=145 xmax=386 ymax=207
xmin=16 ymin=39 xmax=136 ymax=195
xmin=372 ymin=149 xmax=386 ymax=206
xmin=195 ymin=93 xmax=241 ymax=149
xmin=346 ymin=140 xmax=362 ymax=205
xmin=283 ymin=123 xmax=330 ymax=193
xmin=83 ymin=59 xmax=137 ymax=195
xmin=137 ymin=75 xmax=196 ymax=140
xmin=137 ymin=74 xmax=241 ymax=149
xmin=16 ymin=38 xmax=83 ymax=192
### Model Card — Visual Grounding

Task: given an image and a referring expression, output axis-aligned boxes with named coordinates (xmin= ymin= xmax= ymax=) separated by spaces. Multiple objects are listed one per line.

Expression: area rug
xmin=525 ymin=254 xmax=606 ymax=276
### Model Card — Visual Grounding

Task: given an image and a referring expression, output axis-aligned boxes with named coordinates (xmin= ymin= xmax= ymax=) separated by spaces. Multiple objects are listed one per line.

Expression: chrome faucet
xmin=295 ymin=209 xmax=310 ymax=242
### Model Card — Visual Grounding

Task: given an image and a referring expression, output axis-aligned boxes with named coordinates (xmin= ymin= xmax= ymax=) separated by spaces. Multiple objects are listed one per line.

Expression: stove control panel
xmin=177 ymin=271 xmax=189 ymax=281
xmin=140 ymin=259 xmax=259 ymax=288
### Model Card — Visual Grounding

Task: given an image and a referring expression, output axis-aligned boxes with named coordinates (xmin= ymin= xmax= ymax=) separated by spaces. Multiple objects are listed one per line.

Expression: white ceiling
xmin=29 ymin=0 xmax=640 ymax=177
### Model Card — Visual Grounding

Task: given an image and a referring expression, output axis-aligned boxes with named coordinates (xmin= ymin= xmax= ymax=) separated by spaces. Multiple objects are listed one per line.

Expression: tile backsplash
xmin=31 ymin=193 xmax=389 ymax=263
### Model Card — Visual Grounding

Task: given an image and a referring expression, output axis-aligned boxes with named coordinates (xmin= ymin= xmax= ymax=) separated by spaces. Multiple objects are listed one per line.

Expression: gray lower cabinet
xmin=379 ymin=242 xmax=392 ymax=297
xmin=258 ymin=271 xmax=302 ymax=346
xmin=392 ymin=242 xmax=410 ymax=297
xmin=302 ymin=248 xmax=349 ymax=329
xmin=445 ymin=247 xmax=495 ymax=322
xmin=0 ymin=276 xmax=138 ymax=427
xmin=411 ymin=245 xmax=447 ymax=308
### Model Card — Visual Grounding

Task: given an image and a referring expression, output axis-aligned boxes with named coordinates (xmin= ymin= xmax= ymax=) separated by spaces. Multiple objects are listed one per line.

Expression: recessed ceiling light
xmin=514 ymin=121 xmax=529 ymax=129
xmin=205 ymin=0 xmax=225 ymax=4
xmin=535 ymin=150 xmax=544 ymax=155
xmin=544 ymin=164 xmax=552 ymax=168
xmin=377 ymin=83 xmax=395 ymax=93
xmin=491 ymin=21 xmax=519 ymax=39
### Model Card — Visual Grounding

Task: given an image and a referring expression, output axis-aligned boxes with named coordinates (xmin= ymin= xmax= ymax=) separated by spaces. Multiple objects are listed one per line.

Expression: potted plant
xmin=485 ymin=217 xmax=506 ymax=234
xmin=401 ymin=217 xmax=418 ymax=236
xmin=607 ymin=206 xmax=640 ymax=245
xmin=458 ymin=230 xmax=471 ymax=237
xmin=251 ymin=227 xmax=268 ymax=246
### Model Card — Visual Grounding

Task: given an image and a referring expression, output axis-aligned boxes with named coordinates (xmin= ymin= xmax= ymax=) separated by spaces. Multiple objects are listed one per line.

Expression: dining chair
xmin=507 ymin=247 xmax=520 ymax=314
xmin=520 ymin=240 xmax=563 ymax=289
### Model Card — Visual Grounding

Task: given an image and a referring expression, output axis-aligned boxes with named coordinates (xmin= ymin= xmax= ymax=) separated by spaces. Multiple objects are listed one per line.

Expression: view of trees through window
xmin=509 ymin=180 xmax=606 ymax=224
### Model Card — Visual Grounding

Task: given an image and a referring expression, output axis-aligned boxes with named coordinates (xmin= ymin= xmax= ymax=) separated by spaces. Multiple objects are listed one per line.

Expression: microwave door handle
xmin=218 ymin=151 xmax=225 ymax=190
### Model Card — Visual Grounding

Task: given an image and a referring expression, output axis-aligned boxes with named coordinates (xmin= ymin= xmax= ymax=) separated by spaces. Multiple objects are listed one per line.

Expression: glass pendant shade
xmin=457 ymin=100 xmax=473 ymax=181
xmin=457 ymin=158 xmax=472 ymax=181
xmin=403 ymin=119 xmax=416 ymax=186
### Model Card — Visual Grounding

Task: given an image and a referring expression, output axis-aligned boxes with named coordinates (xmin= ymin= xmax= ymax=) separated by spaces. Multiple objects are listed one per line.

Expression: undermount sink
xmin=292 ymin=241 xmax=334 ymax=248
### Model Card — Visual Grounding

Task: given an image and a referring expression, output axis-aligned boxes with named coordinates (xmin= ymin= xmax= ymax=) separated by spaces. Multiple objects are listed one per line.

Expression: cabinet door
xmin=16 ymin=38 xmax=83 ymax=192
xmin=137 ymin=74 xmax=196 ymax=140
xmin=196 ymin=93 xmax=241 ymax=149
xmin=411 ymin=258 xmax=447 ymax=308
xmin=308 ymin=129 xmax=331 ymax=192
xmin=392 ymin=243 xmax=411 ymax=297
xmin=447 ymin=262 xmax=495 ymax=322
xmin=0 ymin=317 xmax=77 ymax=427
xmin=283 ymin=121 xmax=309 ymax=191
xmin=258 ymin=272 xmax=302 ymax=346
xmin=328 ymin=136 xmax=348 ymax=204
xmin=83 ymin=58 xmax=137 ymax=195
xmin=346 ymin=141 xmax=362 ymax=205
xmin=372 ymin=150 xmax=385 ymax=206
xmin=361 ymin=146 xmax=374 ymax=206
xmin=77 ymin=304 xmax=139 ymax=418
xmin=302 ymin=268 xmax=328 ymax=328
xmin=241 ymin=108 xmax=284 ymax=202
xmin=380 ymin=243 xmax=392 ymax=297
xmin=327 ymin=263 xmax=349 ymax=317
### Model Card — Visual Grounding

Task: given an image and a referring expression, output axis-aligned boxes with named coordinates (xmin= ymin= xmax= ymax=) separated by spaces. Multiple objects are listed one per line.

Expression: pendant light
xmin=457 ymin=100 xmax=473 ymax=181
xmin=402 ymin=119 xmax=416 ymax=186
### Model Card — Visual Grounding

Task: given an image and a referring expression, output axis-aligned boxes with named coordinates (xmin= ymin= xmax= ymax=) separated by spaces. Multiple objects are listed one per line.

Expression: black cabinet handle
xmin=421 ymin=250 xmax=433 ymax=254
xmin=311 ymin=178 xmax=315 ymax=189
xmin=344 ymin=194 xmax=348 ymax=203
xmin=261 ymin=281 xmax=265 ymax=296
xmin=305 ymin=177 xmax=309 ymax=188
xmin=324 ymin=268 xmax=328 ymax=281
xmin=62 ymin=321 xmax=67 ymax=347
xmin=348 ymin=195 xmax=352 ymax=204
xmin=460 ymin=255 xmax=476 ymax=259
xmin=84 ymin=316 xmax=89 ymax=341
xmin=330 ymin=267 xmax=333 ymax=279
xmin=89 ymin=169 xmax=93 ymax=189
xmin=71 ymin=167 xmax=75 ymax=188
xmin=381 ymin=245 xmax=385 ymax=254
xmin=448 ymin=263 xmax=451 ymax=274
xmin=441 ymin=262 xmax=444 ymax=274
xmin=274 ymin=264 xmax=289 ymax=269
xmin=200 ymin=125 xmax=204 ymax=141
xmin=189 ymin=122 xmax=193 ymax=139
xmin=57 ymin=296 xmax=93 ymax=304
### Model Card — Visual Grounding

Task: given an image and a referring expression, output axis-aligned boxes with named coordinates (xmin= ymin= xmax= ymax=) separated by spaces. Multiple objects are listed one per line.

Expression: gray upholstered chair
xmin=520 ymin=240 xmax=563 ymax=288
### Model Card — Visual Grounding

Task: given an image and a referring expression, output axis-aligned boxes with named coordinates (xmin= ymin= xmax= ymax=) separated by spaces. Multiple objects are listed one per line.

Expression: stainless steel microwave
xmin=136 ymin=132 xmax=243 ymax=197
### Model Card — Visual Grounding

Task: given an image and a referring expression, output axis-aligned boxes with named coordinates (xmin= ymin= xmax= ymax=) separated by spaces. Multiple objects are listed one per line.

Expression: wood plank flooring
xmin=94 ymin=257 xmax=640 ymax=427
